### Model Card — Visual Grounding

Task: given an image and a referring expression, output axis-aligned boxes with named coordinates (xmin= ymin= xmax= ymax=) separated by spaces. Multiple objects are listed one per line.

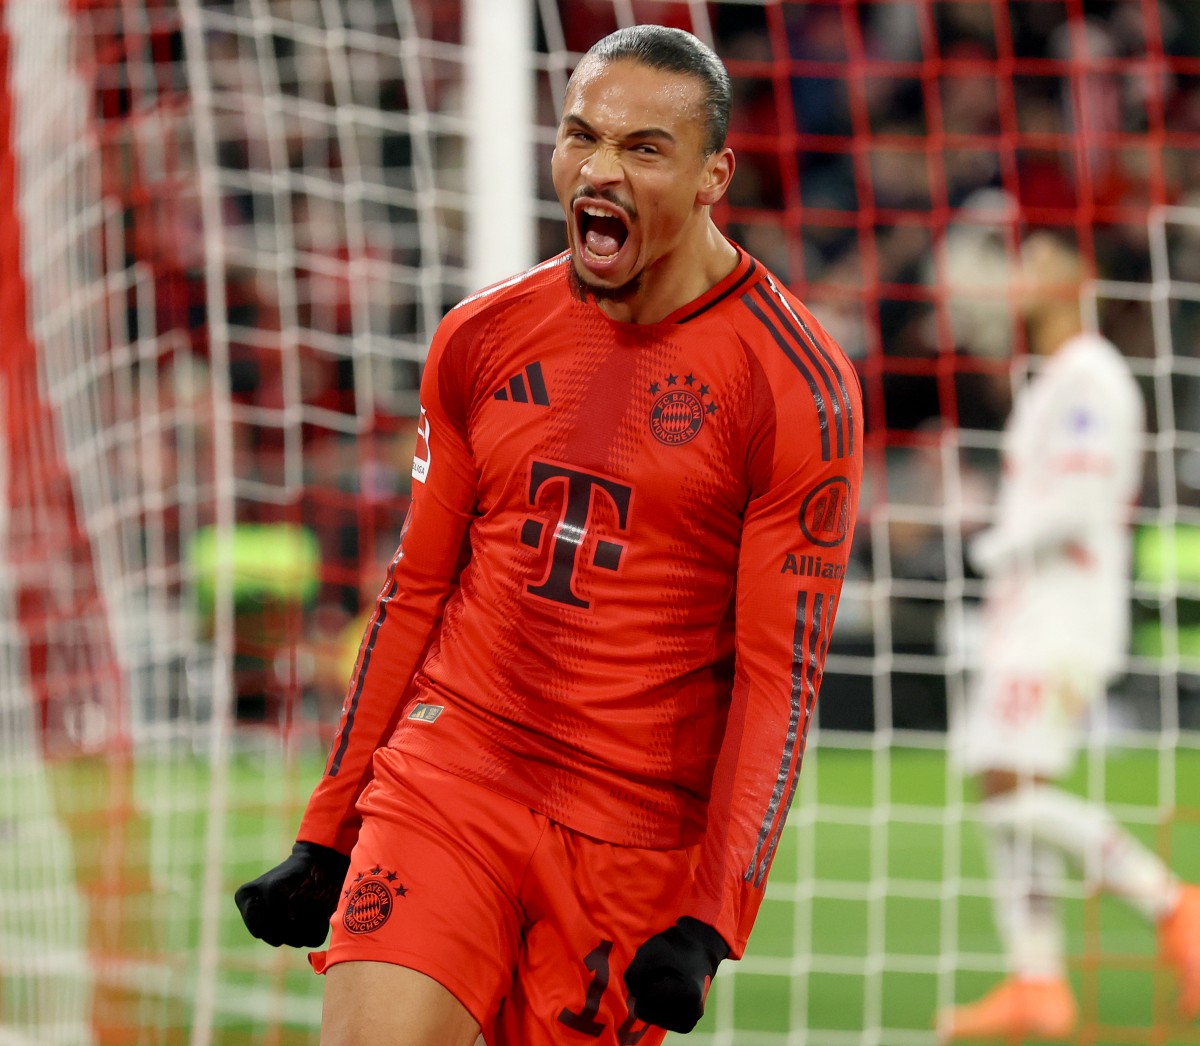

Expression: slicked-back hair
xmin=573 ymin=25 xmax=732 ymax=156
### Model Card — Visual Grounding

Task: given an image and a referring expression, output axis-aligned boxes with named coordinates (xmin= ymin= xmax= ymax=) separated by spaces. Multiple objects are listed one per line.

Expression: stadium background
xmin=3 ymin=0 xmax=1200 ymax=1043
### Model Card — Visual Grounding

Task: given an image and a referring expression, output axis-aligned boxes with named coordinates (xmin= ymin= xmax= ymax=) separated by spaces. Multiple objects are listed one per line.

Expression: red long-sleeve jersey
xmin=298 ymin=245 xmax=862 ymax=956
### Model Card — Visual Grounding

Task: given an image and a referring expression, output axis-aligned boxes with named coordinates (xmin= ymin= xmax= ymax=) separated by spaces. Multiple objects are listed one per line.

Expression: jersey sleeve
xmin=686 ymin=357 xmax=863 ymax=957
xmin=297 ymin=319 xmax=479 ymax=855
xmin=970 ymin=362 xmax=1143 ymax=575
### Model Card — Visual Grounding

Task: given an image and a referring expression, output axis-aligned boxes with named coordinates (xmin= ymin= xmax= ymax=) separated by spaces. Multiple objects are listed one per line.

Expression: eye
xmin=631 ymin=143 xmax=659 ymax=155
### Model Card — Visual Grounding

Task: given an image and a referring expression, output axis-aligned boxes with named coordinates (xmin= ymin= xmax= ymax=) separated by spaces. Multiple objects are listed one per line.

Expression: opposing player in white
xmin=939 ymin=232 xmax=1200 ymax=1042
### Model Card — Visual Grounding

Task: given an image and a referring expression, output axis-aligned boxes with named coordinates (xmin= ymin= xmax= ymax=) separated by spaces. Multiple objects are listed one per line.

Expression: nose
xmin=581 ymin=145 xmax=624 ymax=187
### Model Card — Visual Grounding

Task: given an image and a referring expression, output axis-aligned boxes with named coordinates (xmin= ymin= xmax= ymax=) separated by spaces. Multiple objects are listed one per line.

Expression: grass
xmin=687 ymin=743 xmax=1200 ymax=1045
xmin=6 ymin=741 xmax=1200 ymax=1044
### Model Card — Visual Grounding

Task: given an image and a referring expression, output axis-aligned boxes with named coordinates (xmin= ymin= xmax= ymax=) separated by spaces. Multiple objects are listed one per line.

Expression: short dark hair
xmin=574 ymin=25 xmax=732 ymax=156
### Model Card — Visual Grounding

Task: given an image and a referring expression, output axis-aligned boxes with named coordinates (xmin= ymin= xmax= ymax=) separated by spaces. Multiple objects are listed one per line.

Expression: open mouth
xmin=575 ymin=200 xmax=630 ymax=265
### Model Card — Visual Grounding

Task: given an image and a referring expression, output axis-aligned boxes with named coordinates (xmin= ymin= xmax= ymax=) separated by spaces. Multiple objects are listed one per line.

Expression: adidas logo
xmin=494 ymin=361 xmax=550 ymax=406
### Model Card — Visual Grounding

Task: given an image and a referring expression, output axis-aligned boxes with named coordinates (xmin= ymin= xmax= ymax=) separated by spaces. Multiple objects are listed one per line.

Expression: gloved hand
xmin=234 ymin=841 xmax=351 ymax=948
xmin=625 ymin=916 xmax=728 ymax=1033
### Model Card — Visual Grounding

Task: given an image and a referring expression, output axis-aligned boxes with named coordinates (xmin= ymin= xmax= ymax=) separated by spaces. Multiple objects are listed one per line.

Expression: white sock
xmin=984 ymin=823 xmax=1067 ymax=978
xmin=981 ymin=784 xmax=1181 ymax=922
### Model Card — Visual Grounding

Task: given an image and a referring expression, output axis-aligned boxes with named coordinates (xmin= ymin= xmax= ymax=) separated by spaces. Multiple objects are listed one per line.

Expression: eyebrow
xmin=561 ymin=114 xmax=677 ymax=144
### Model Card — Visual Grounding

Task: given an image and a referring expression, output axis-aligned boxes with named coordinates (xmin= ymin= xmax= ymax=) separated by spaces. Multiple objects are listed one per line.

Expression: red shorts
xmin=310 ymin=747 xmax=700 ymax=1046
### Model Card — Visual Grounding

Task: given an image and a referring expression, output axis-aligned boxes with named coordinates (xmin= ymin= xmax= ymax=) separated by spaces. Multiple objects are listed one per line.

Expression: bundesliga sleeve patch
xmin=411 ymin=406 xmax=431 ymax=484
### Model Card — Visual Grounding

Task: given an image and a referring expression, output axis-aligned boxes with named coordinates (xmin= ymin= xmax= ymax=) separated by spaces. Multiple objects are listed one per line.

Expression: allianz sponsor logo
xmin=781 ymin=553 xmax=846 ymax=579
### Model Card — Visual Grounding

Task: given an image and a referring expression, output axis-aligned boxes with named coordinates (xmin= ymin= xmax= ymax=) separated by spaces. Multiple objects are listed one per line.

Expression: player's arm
xmin=971 ymin=369 xmax=1141 ymax=574
xmin=689 ymin=444 xmax=861 ymax=955
xmin=295 ymin=390 xmax=477 ymax=854
xmin=234 ymin=320 xmax=480 ymax=948
xmin=628 ymin=351 xmax=864 ymax=1031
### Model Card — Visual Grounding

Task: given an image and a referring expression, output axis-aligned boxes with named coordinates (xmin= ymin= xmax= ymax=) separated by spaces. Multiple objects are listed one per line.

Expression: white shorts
xmin=957 ymin=660 xmax=1103 ymax=778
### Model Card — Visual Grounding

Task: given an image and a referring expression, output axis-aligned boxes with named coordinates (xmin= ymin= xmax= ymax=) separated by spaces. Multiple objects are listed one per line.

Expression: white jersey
xmin=971 ymin=332 xmax=1145 ymax=681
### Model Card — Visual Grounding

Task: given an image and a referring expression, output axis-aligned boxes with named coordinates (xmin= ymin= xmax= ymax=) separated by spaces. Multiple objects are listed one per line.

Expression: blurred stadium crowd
xmin=77 ymin=0 xmax=1200 ymax=734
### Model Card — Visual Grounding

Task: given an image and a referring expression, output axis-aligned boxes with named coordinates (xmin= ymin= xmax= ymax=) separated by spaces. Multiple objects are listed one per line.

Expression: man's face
xmin=551 ymin=57 xmax=721 ymax=298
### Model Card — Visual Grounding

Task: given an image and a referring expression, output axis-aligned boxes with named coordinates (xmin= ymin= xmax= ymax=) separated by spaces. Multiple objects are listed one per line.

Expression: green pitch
xmin=26 ymin=741 xmax=1200 ymax=1044
xmin=688 ymin=743 xmax=1200 ymax=1045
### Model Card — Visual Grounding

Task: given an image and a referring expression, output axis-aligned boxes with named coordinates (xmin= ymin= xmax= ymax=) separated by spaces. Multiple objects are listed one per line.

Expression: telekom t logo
xmin=520 ymin=460 xmax=632 ymax=609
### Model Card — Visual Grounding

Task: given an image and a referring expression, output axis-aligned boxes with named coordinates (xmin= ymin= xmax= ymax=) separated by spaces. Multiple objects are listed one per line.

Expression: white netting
xmin=2 ymin=2 xmax=479 ymax=1041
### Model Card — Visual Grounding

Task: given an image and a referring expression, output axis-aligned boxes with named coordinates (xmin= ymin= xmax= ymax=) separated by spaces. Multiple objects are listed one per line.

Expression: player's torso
xmin=1001 ymin=337 xmax=1141 ymax=504
xmin=434 ymin=275 xmax=755 ymax=708
xmin=989 ymin=339 xmax=1139 ymax=666
xmin=390 ymin=253 xmax=858 ymax=845
xmin=392 ymin=259 xmax=791 ymax=844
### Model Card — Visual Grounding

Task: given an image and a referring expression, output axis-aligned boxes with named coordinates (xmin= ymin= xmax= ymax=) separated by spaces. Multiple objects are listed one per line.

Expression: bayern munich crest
xmin=647 ymin=372 xmax=718 ymax=447
xmin=343 ymin=867 xmax=408 ymax=934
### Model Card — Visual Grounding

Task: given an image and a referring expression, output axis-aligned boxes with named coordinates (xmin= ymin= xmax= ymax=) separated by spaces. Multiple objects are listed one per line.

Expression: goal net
xmin=1 ymin=1 xmax=1198 ymax=1044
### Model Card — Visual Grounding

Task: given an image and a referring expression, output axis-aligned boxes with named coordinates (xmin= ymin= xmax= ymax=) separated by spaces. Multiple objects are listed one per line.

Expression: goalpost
xmin=2 ymin=1 xmax=1199 ymax=1045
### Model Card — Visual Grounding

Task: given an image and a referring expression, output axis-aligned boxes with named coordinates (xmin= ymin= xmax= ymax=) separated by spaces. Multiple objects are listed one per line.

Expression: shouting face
xmin=551 ymin=56 xmax=733 ymax=315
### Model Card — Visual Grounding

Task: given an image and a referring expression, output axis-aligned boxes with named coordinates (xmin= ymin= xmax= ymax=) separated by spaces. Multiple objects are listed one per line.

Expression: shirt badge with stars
xmin=647 ymin=371 xmax=718 ymax=447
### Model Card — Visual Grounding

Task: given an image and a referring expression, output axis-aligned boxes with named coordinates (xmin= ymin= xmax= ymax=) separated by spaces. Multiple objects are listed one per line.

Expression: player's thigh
xmin=489 ymin=828 xmax=698 ymax=1046
xmin=314 ymin=749 xmax=541 ymax=1031
xmin=322 ymin=961 xmax=481 ymax=1046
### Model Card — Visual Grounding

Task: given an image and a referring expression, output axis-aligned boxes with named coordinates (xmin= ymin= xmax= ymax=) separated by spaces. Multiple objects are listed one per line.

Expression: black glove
xmin=625 ymin=916 xmax=729 ymax=1033
xmin=234 ymin=841 xmax=350 ymax=948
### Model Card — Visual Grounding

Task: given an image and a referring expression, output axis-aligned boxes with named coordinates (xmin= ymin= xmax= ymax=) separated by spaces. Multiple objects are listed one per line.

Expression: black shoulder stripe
xmin=674 ymin=256 xmax=760 ymax=324
xmin=743 ymin=290 xmax=831 ymax=461
xmin=751 ymin=279 xmax=852 ymax=460
xmin=772 ymin=277 xmax=857 ymax=459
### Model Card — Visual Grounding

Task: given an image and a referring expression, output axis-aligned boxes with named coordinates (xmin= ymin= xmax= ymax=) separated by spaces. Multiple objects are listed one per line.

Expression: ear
xmin=697 ymin=148 xmax=735 ymax=208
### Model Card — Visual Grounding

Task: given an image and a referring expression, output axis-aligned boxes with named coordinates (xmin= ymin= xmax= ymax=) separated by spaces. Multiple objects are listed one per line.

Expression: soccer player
xmin=938 ymin=231 xmax=1200 ymax=1042
xmin=234 ymin=24 xmax=863 ymax=1046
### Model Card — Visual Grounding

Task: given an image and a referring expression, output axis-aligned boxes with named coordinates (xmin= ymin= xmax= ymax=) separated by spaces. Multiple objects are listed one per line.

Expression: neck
xmin=1030 ymin=306 xmax=1083 ymax=358
xmin=594 ymin=222 xmax=738 ymax=325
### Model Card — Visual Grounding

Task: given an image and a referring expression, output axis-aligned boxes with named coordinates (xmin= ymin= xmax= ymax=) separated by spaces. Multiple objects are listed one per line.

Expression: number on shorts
xmin=558 ymin=940 xmax=611 ymax=1036
xmin=617 ymin=1002 xmax=650 ymax=1044
xmin=998 ymin=677 xmax=1044 ymax=725
xmin=557 ymin=939 xmax=650 ymax=1043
